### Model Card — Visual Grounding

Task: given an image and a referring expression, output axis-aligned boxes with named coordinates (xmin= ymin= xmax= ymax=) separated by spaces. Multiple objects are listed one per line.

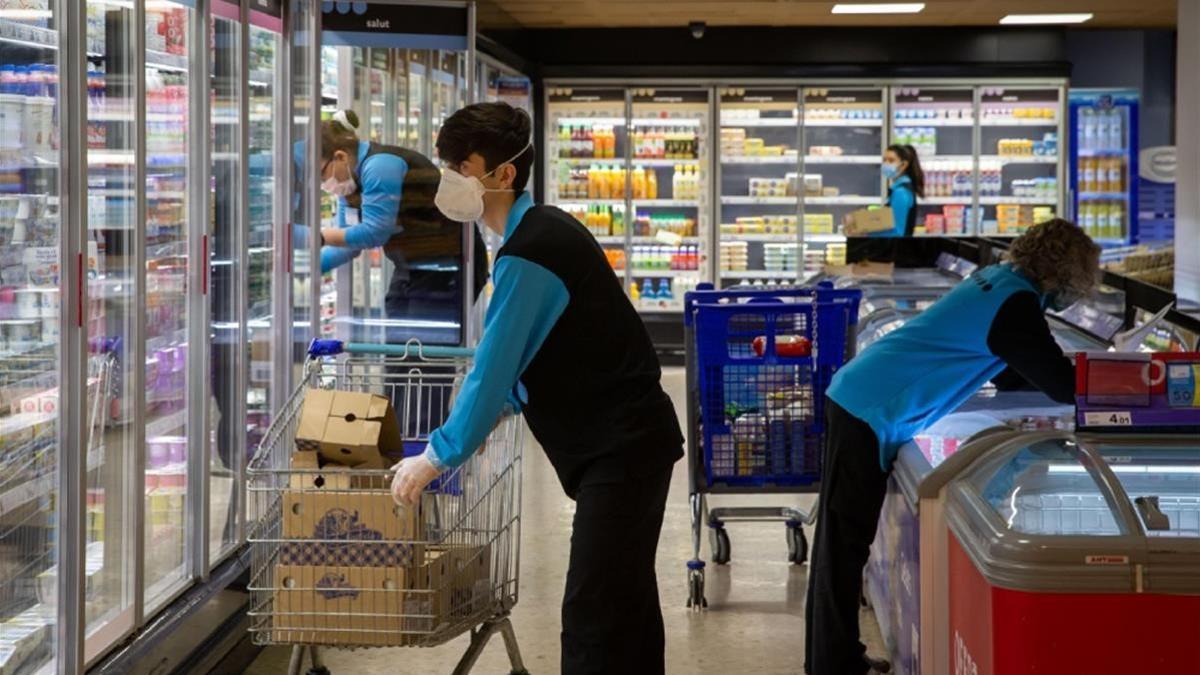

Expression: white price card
xmin=1084 ymin=411 xmax=1133 ymax=427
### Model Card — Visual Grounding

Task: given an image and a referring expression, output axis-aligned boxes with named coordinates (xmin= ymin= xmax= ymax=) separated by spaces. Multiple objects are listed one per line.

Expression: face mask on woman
xmin=321 ymin=174 xmax=357 ymax=197
xmin=435 ymin=141 xmax=532 ymax=222
xmin=881 ymin=162 xmax=901 ymax=180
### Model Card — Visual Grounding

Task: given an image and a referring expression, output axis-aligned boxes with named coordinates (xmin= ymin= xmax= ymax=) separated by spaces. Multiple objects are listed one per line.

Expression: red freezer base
xmin=948 ymin=535 xmax=1200 ymax=675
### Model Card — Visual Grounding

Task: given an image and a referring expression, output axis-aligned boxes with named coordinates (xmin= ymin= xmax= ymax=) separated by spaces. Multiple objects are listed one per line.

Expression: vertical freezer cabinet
xmin=1069 ymin=89 xmax=1139 ymax=245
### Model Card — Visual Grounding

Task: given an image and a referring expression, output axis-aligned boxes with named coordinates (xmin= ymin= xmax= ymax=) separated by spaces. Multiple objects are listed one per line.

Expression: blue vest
xmin=826 ymin=264 xmax=1044 ymax=469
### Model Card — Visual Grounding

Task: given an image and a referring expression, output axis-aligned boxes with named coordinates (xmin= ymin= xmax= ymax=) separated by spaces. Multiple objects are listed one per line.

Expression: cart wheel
xmin=709 ymin=527 xmax=731 ymax=565
xmin=787 ymin=524 xmax=808 ymax=565
xmin=686 ymin=568 xmax=707 ymax=610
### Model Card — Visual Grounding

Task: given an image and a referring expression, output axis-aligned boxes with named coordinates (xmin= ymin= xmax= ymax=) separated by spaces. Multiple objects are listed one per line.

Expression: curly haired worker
xmin=804 ymin=219 xmax=1101 ymax=675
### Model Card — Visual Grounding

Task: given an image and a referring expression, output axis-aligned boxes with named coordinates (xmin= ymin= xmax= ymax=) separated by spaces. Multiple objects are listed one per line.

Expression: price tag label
xmin=1084 ymin=411 xmax=1133 ymax=427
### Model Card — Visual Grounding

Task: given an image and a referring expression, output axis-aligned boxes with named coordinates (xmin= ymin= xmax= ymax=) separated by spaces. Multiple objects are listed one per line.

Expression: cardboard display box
xmin=272 ymin=564 xmax=408 ymax=647
xmin=282 ymin=487 xmax=421 ymax=543
xmin=844 ymin=206 xmax=895 ymax=236
xmin=295 ymin=389 xmax=402 ymax=466
xmin=289 ymin=450 xmax=389 ymax=491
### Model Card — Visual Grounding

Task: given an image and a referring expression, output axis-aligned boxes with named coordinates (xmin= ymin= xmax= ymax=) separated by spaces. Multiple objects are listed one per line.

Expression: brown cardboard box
xmin=295 ymin=389 xmax=402 ymax=466
xmin=844 ymin=207 xmax=895 ymax=236
xmin=272 ymin=564 xmax=407 ymax=646
xmin=288 ymin=451 xmax=388 ymax=491
xmin=407 ymin=544 xmax=493 ymax=632
xmin=282 ymin=488 xmax=422 ymax=543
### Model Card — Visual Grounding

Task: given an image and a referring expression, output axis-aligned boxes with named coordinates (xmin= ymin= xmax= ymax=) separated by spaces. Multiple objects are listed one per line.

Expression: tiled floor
xmin=244 ymin=368 xmax=886 ymax=674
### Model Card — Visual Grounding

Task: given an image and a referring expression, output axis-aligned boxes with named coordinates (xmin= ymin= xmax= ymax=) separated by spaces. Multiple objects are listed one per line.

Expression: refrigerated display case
xmin=977 ymin=85 xmax=1065 ymax=236
xmin=545 ymin=87 xmax=630 ymax=292
xmin=1070 ymin=89 xmax=1139 ymax=245
xmin=717 ymin=88 xmax=801 ymax=287
xmin=0 ymin=8 xmax=62 ymax=674
xmin=629 ymin=89 xmax=710 ymax=312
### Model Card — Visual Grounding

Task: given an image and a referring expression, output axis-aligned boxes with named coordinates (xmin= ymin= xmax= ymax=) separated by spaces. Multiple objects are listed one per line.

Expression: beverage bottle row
xmin=891 ymin=127 xmax=937 ymax=157
xmin=559 ymin=165 xmax=703 ymax=202
xmin=672 ymin=165 xmax=701 ymax=201
xmin=0 ymin=64 xmax=57 ymax=98
xmin=632 ymin=126 xmax=697 ymax=160
xmin=634 ymin=214 xmax=695 ymax=237
xmin=577 ymin=205 xmax=625 ymax=237
xmin=1079 ymin=201 xmax=1126 ymax=240
xmin=924 ymin=160 xmax=976 ymax=198
xmin=1078 ymin=107 xmax=1126 ymax=152
xmin=557 ymin=124 xmax=616 ymax=159
xmin=1079 ymin=157 xmax=1125 ymax=193
xmin=631 ymin=245 xmax=700 ymax=271
xmin=632 ymin=278 xmax=697 ymax=304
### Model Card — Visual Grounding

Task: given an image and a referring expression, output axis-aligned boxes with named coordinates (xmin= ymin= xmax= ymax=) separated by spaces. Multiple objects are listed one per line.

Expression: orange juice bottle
xmin=647 ymin=168 xmax=658 ymax=200
xmin=632 ymin=166 xmax=646 ymax=200
xmin=601 ymin=205 xmax=612 ymax=235
xmin=587 ymin=165 xmax=599 ymax=199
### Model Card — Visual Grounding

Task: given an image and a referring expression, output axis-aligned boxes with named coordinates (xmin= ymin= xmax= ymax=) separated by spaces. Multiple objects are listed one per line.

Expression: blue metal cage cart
xmin=683 ymin=283 xmax=861 ymax=609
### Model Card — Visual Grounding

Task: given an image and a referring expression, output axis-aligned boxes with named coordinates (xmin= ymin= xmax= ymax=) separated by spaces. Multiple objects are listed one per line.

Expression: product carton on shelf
xmin=294 ymin=388 xmax=402 ymax=467
xmin=843 ymin=207 xmax=895 ymax=236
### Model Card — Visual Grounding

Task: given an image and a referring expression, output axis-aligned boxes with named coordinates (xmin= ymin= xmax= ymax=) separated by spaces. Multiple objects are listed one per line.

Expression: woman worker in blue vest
xmin=804 ymin=219 xmax=1101 ymax=675
xmin=303 ymin=110 xmax=489 ymax=343
xmin=878 ymin=143 xmax=922 ymax=237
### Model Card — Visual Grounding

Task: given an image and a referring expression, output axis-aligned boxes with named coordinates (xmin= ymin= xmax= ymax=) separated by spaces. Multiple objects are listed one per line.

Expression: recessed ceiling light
xmin=999 ymin=13 xmax=1094 ymax=25
xmin=831 ymin=3 xmax=926 ymax=14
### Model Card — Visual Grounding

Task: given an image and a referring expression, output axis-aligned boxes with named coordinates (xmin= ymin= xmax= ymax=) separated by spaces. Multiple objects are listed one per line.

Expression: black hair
xmin=886 ymin=143 xmax=925 ymax=199
xmin=436 ymin=101 xmax=533 ymax=192
xmin=320 ymin=109 xmax=360 ymax=162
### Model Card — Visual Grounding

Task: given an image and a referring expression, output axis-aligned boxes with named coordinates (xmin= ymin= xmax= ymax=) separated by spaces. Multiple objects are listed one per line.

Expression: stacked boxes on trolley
xmin=267 ymin=388 xmax=490 ymax=647
xmin=686 ymin=284 xmax=860 ymax=487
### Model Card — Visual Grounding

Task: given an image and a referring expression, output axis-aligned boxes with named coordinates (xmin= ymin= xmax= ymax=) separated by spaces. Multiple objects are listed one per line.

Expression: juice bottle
xmin=632 ymin=166 xmax=646 ymax=200
xmin=601 ymin=205 xmax=612 ymax=235
xmin=559 ymin=124 xmax=569 ymax=158
xmin=612 ymin=205 xmax=625 ymax=235
xmin=587 ymin=165 xmax=599 ymax=199
xmin=1109 ymin=157 xmax=1123 ymax=194
xmin=647 ymin=168 xmax=658 ymax=200
xmin=630 ymin=282 xmax=640 ymax=302
xmin=605 ymin=125 xmax=616 ymax=158
xmin=1109 ymin=200 xmax=1124 ymax=239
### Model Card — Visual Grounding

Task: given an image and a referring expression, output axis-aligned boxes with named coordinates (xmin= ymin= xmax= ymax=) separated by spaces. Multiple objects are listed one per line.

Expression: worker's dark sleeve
xmin=985 ymin=291 xmax=1077 ymax=404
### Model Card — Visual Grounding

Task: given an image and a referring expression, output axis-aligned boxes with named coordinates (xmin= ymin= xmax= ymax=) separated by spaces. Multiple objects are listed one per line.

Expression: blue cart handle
xmin=308 ymin=338 xmax=475 ymax=360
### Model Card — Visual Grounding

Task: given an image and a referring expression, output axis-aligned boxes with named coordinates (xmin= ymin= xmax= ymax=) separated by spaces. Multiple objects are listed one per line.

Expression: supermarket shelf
xmin=721 ymin=196 xmax=795 ymax=206
xmin=638 ymin=306 xmax=685 ymax=315
xmin=802 ymin=155 xmax=879 ymax=165
xmin=594 ymin=236 xmax=701 ymax=245
xmin=595 ymin=236 xmax=625 ymax=245
xmin=0 ymin=444 xmax=105 ymax=516
xmin=802 ymin=118 xmax=883 ymax=127
xmin=1091 ymin=237 xmax=1130 ymax=245
xmin=1078 ymin=148 xmax=1129 ymax=157
xmin=980 ymin=119 xmax=1059 ymax=127
xmin=721 ymin=233 xmax=845 ymax=243
xmin=802 ymin=233 xmax=847 ymax=243
xmin=978 ymin=196 xmax=1057 ymax=205
xmin=551 ymin=157 xmax=625 ymax=165
xmin=1079 ymin=192 xmax=1130 ymax=200
xmin=721 ymin=270 xmax=801 ymax=280
xmin=720 ymin=118 xmax=797 ymax=128
xmin=634 ymin=199 xmax=699 ymax=208
xmin=893 ymin=118 xmax=973 ymax=127
xmin=721 ymin=155 xmax=798 ymax=165
xmin=88 ymin=151 xmax=135 ymax=166
xmin=145 ymin=409 xmax=187 ymax=441
xmin=630 ymin=118 xmax=701 ymax=127
xmin=981 ymin=155 xmax=1059 ymax=164
xmin=147 ymin=49 xmax=188 ymax=72
xmin=0 ymin=17 xmax=56 ymax=50
xmin=554 ymin=117 xmax=624 ymax=126
xmin=805 ymin=196 xmax=879 ymax=205
xmin=631 ymin=158 xmax=701 ymax=167
xmin=556 ymin=199 xmax=626 ymax=207
xmin=629 ymin=269 xmax=702 ymax=277
xmin=921 ymin=196 xmax=974 ymax=205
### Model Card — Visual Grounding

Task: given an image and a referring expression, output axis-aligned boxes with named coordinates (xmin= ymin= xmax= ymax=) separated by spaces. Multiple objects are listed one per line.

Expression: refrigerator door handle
xmin=202 ymin=234 xmax=209 ymax=295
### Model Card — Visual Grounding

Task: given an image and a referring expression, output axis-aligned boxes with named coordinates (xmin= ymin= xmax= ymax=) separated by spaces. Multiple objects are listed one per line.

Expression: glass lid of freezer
xmin=1083 ymin=441 xmax=1200 ymax=539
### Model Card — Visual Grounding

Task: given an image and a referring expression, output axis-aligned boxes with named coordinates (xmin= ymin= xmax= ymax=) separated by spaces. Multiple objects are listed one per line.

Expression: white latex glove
xmin=390 ymin=455 xmax=440 ymax=506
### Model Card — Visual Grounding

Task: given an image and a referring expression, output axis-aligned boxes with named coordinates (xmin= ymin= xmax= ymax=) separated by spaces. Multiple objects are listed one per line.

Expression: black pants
xmin=561 ymin=463 xmax=673 ymax=675
xmin=805 ymin=398 xmax=890 ymax=675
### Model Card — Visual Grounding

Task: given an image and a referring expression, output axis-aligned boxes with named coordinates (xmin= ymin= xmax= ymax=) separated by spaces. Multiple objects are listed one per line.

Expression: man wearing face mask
xmin=310 ymin=110 xmax=489 ymax=344
xmin=389 ymin=102 xmax=683 ymax=675
xmin=804 ymin=218 xmax=1100 ymax=675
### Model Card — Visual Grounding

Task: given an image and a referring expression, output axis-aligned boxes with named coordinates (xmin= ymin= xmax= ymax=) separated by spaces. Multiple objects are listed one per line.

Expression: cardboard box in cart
xmin=295 ymin=388 xmax=403 ymax=466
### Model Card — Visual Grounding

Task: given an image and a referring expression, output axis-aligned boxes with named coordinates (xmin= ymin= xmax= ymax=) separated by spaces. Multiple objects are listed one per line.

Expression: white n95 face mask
xmin=435 ymin=141 xmax=532 ymax=222
xmin=321 ymin=174 xmax=357 ymax=197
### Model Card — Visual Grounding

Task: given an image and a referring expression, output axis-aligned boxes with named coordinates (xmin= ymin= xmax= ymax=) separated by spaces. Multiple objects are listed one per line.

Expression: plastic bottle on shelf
xmin=646 ymin=168 xmax=658 ymax=200
xmin=631 ymin=166 xmax=646 ymax=200
xmin=1109 ymin=157 xmax=1123 ymax=194
xmin=1094 ymin=108 xmax=1109 ymax=153
xmin=1109 ymin=201 xmax=1125 ymax=239
xmin=1109 ymin=110 xmax=1124 ymax=151
xmin=642 ymin=278 xmax=656 ymax=300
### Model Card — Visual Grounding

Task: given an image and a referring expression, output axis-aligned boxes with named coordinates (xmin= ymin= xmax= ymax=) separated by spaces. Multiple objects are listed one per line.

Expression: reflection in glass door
xmin=80 ymin=0 xmax=137 ymax=661
xmin=978 ymin=86 xmax=1063 ymax=237
xmin=143 ymin=0 xmax=192 ymax=607
xmin=0 ymin=3 xmax=62 ymax=672
xmin=291 ymin=0 xmax=318 ymax=389
xmin=209 ymin=2 xmax=241 ymax=565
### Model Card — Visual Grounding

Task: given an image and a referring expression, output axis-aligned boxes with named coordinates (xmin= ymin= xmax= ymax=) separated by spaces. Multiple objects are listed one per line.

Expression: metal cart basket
xmin=683 ymin=283 xmax=861 ymax=609
xmin=247 ymin=340 xmax=527 ymax=675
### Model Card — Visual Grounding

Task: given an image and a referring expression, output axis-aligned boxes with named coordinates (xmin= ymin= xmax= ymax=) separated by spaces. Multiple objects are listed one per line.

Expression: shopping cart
xmin=247 ymin=340 xmax=527 ymax=675
xmin=682 ymin=283 xmax=861 ymax=609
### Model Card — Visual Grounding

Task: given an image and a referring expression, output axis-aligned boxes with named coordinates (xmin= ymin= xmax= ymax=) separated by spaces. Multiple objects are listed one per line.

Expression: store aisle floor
xmin=243 ymin=368 xmax=885 ymax=674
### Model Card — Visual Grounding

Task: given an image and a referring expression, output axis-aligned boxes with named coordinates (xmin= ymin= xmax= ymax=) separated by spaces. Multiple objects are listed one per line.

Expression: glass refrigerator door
xmin=545 ymin=87 xmax=628 ymax=294
xmin=209 ymin=4 xmax=241 ymax=565
xmin=891 ymin=85 xmax=977 ymax=236
xmin=0 ymin=6 xmax=62 ymax=672
xmin=246 ymin=21 xmax=278 ymax=509
xmin=143 ymin=0 xmax=193 ymax=609
xmin=978 ymin=86 xmax=1063 ymax=236
xmin=1071 ymin=90 xmax=1138 ymax=245
xmin=717 ymin=88 xmax=799 ymax=288
xmin=802 ymin=87 xmax=884 ymax=269
xmin=629 ymin=89 xmax=709 ymax=313
xmin=430 ymin=50 xmax=459 ymax=156
xmin=405 ymin=50 xmax=424 ymax=152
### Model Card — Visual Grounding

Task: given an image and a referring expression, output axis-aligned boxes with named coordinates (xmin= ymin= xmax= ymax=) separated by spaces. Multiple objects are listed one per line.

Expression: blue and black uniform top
xmin=826 ymin=263 xmax=1076 ymax=470
xmin=423 ymin=192 xmax=684 ymax=496
xmin=872 ymin=174 xmax=917 ymax=238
